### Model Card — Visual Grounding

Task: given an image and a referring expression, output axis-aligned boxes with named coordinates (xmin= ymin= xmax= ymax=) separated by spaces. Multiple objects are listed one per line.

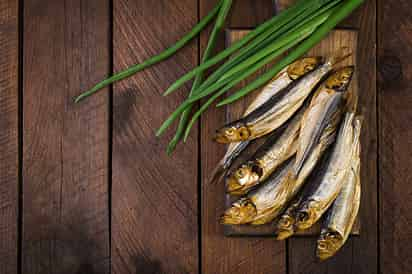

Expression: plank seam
xmin=197 ymin=1 xmax=202 ymax=274
xmin=18 ymin=0 xmax=24 ymax=272
xmin=109 ymin=0 xmax=114 ymax=273
xmin=375 ymin=0 xmax=381 ymax=273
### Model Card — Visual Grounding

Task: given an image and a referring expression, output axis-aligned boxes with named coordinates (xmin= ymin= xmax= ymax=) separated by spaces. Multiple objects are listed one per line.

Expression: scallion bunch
xmin=74 ymin=0 xmax=364 ymax=154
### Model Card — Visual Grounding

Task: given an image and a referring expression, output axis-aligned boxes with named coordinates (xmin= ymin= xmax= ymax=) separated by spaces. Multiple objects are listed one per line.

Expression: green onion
xmin=156 ymin=70 xmax=241 ymax=137
xmin=182 ymin=39 xmax=303 ymax=141
xmin=180 ymin=1 xmax=343 ymax=139
xmin=73 ymin=0 xmax=224 ymax=103
xmin=180 ymin=0 xmax=339 ymax=97
xmin=157 ymin=23 xmax=313 ymax=137
xmin=216 ymin=8 xmax=334 ymax=83
xmin=217 ymin=0 xmax=364 ymax=107
xmin=166 ymin=0 xmax=233 ymax=154
xmin=184 ymin=9 xmax=329 ymax=103
xmin=162 ymin=0 xmax=313 ymax=96
xmin=157 ymin=8 xmax=333 ymax=137
xmin=167 ymin=0 xmax=314 ymax=151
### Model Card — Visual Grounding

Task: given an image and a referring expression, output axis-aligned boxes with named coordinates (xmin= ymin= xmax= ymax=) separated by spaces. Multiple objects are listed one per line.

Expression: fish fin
xmin=208 ymin=163 xmax=228 ymax=185
xmin=345 ymin=78 xmax=358 ymax=113
xmin=327 ymin=47 xmax=352 ymax=67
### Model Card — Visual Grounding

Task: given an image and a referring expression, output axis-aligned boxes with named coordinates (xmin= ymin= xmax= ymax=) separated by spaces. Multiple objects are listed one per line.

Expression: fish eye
xmin=226 ymin=128 xmax=234 ymax=135
xmin=239 ymin=128 xmax=249 ymax=138
xmin=304 ymin=64 xmax=313 ymax=71
xmin=236 ymin=169 xmax=244 ymax=177
xmin=279 ymin=218 xmax=291 ymax=227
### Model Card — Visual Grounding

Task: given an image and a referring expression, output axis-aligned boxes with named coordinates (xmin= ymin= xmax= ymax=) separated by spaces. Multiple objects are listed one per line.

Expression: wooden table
xmin=0 ymin=0 xmax=408 ymax=273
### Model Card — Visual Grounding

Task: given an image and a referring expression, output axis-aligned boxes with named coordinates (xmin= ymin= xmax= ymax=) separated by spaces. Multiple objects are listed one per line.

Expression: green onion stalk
xmin=74 ymin=0 xmax=224 ymax=103
xmin=166 ymin=0 xmax=233 ymax=154
xmin=163 ymin=0 xmax=321 ymax=96
xmin=218 ymin=0 xmax=364 ymax=106
xmin=164 ymin=0 xmax=339 ymax=98
xmin=74 ymin=0 xmax=310 ymax=103
xmin=179 ymin=0 xmax=344 ymax=139
xmin=156 ymin=7 xmax=333 ymax=137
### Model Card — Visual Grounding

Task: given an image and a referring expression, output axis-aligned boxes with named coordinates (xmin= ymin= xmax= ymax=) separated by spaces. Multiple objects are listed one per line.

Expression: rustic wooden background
xmin=0 ymin=0 xmax=408 ymax=273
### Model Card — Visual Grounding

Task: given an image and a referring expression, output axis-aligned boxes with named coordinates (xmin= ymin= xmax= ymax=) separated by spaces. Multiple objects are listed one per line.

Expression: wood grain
xmin=0 ymin=0 xmax=19 ymax=273
xmin=112 ymin=1 xmax=199 ymax=273
xmin=285 ymin=1 xmax=378 ymax=273
xmin=378 ymin=0 xmax=412 ymax=273
xmin=200 ymin=1 xmax=287 ymax=274
xmin=22 ymin=1 xmax=110 ymax=273
xmin=224 ymin=29 xmax=360 ymax=237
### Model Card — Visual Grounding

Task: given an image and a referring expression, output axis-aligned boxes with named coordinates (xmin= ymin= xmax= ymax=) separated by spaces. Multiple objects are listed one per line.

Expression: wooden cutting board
xmin=223 ymin=29 xmax=360 ymax=237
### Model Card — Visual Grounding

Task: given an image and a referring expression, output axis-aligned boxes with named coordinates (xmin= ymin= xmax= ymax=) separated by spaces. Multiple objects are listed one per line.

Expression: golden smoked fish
xmin=294 ymin=66 xmax=354 ymax=176
xmin=226 ymin=108 xmax=304 ymax=196
xmin=295 ymin=112 xmax=358 ymax=230
xmin=274 ymin=194 xmax=303 ymax=240
xmin=223 ymin=125 xmax=336 ymax=227
xmin=274 ymin=124 xmax=337 ymax=240
xmin=209 ymin=57 xmax=323 ymax=184
xmin=221 ymin=159 xmax=294 ymax=225
xmin=317 ymin=117 xmax=362 ymax=260
xmin=213 ymin=53 xmax=350 ymax=144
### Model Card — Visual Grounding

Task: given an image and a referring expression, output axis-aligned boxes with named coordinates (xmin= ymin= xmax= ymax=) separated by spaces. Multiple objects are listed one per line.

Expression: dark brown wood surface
xmin=112 ymin=1 xmax=199 ymax=274
xmin=22 ymin=0 xmax=110 ymax=273
xmin=0 ymin=1 xmax=18 ymax=273
xmin=0 ymin=0 xmax=409 ymax=273
xmin=378 ymin=0 xmax=412 ymax=273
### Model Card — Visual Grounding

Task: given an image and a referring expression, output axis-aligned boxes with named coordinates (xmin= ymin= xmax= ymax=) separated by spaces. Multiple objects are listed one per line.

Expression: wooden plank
xmin=378 ymin=0 xmax=412 ymax=273
xmin=22 ymin=1 xmax=110 ymax=273
xmin=112 ymin=1 xmax=198 ymax=273
xmin=200 ymin=1 xmax=287 ymax=274
xmin=0 ymin=0 xmax=19 ymax=273
xmin=224 ymin=29 xmax=360 ymax=237
xmin=285 ymin=0 xmax=378 ymax=273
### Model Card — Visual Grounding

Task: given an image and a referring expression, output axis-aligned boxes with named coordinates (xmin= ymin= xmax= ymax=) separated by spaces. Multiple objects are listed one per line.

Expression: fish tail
xmin=346 ymin=80 xmax=359 ymax=113
xmin=327 ymin=47 xmax=352 ymax=67
xmin=207 ymin=162 xmax=228 ymax=185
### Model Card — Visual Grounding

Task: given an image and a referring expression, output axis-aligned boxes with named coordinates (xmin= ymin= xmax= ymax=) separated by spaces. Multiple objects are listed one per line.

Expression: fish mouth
xmin=295 ymin=206 xmax=317 ymax=230
xmin=221 ymin=198 xmax=257 ymax=225
xmin=275 ymin=217 xmax=295 ymax=240
xmin=316 ymin=231 xmax=343 ymax=260
xmin=226 ymin=178 xmax=244 ymax=195
xmin=278 ymin=216 xmax=294 ymax=229
xmin=296 ymin=211 xmax=310 ymax=228
xmin=275 ymin=228 xmax=294 ymax=240
xmin=287 ymin=56 xmax=324 ymax=80
xmin=213 ymin=132 xmax=231 ymax=144
xmin=226 ymin=166 xmax=261 ymax=195
xmin=213 ymin=123 xmax=251 ymax=143
xmin=325 ymin=66 xmax=355 ymax=92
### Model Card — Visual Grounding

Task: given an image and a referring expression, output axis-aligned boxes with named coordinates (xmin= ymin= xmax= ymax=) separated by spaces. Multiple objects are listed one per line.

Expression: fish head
xmin=214 ymin=122 xmax=251 ymax=143
xmin=325 ymin=66 xmax=355 ymax=92
xmin=226 ymin=163 xmax=262 ymax=195
xmin=295 ymin=200 xmax=321 ymax=230
xmin=221 ymin=198 xmax=257 ymax=225
xmin=275 ymin=215 xmax=296 ymax=240
xmin=317 ymin=230 xmax=343 ymax=261
xmin=287 ymin=57 xmax=324 ymax=80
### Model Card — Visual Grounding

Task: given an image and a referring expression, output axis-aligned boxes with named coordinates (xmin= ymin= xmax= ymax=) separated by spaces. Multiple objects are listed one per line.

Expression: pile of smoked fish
xmin=213 ymin=50 xmax=361 ymax=260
